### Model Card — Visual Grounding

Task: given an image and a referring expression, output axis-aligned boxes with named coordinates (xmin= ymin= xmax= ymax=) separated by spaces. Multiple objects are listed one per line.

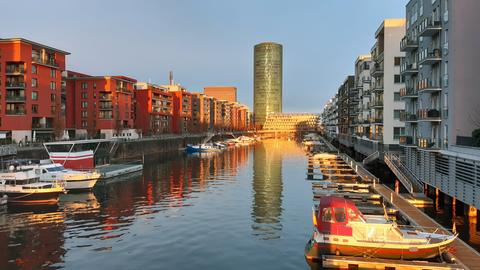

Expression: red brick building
xmin=0 ymin=38 xmax=69 ymax=143
xmin=134 ymin=82 xmax=173 ymax=135
xmin=203 ymin=86 xmax=237 ymax=103
xmin=65 ymin=72 xmax=137 ymax=139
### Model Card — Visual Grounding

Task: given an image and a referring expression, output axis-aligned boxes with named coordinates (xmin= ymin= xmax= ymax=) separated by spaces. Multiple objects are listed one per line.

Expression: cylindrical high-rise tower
xmin=254 ymin=42 xmax=282 ymax=128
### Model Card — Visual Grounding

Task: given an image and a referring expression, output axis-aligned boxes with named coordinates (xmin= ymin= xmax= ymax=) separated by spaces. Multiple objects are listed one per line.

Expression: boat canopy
xmin=316 ymin=196 xmax=365 ymax=236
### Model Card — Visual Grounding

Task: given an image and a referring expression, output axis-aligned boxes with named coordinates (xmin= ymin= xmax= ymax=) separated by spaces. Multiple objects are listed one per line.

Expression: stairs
xmin=363 ymin=151 xmax=379 ymax=165
xmin=384 ymin=152 xmax=424 ymax=196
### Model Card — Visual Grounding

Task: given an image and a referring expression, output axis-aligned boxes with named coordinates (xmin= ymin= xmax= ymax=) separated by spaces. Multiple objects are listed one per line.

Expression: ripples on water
xmin=0 ymin=140 xmax=314 ymax=270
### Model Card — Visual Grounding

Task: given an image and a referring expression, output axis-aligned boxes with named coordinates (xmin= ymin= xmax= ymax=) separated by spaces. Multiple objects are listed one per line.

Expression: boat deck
xmin=96 ymin=163 xmax=143 ymax=179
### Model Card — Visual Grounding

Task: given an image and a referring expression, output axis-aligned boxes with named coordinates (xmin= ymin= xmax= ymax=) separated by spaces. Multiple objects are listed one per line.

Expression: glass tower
xmin=254 ymin=42 xmax=283 ymax=128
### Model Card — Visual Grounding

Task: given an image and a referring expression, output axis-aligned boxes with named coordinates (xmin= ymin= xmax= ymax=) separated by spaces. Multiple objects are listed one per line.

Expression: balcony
xmin=400 ymin=36 xmax=418 ymax=52
xmin=399 ymin=135 xmax=415 ymax=146
xmin=6 ymin=82 xmax=26 ymax=89
xmin=400 ymin=87 xmax=418 ymax=99
xmin=6 ymin=109 xmax=26 ymax=115
xmin=362 ymin=90 xmax=371 ymax=97
xmin=369 ymin=133 xmax=383 ymax=141
xmin=419 ymin=17 xmax=442 ymax=37
xmin=418 ymin=79 xmax=441 ymax=93
xmin=369 ymin=117 xmax=383 ymax=124
xmin=5 ymin=65 xmax=25 ymax=75
xmin=417 ymin=138 xmax=441 ymax=151
xmin=99 ymin=103 xmax=113 ymax=110
xmin=419 ymin=48 xmax=442 ymax=65
xmin=99 ymin=94 xmax=113 ymax=100
xmin=371 ymin=99 xmax=383 ymax=108
xmin=371 ymin=63 xmax=384 ymax=77
xmin=400 ymin=111 xmax=418 ymax=122
xmin=32 ymin=56 xmax=58 ymax=68
xmin=6 ymin=95 xmax=26 ymax=103
xmin=372 ymin=82 xmax=384 ymax=93
xmin=418 ymin=109 xmax=442 ymax=122
xmin=400 ymin=62 xmax=418 ymax=75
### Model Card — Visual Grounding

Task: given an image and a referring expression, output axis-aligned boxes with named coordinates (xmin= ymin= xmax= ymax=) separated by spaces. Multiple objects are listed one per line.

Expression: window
xmin=93 ymin=82 xmax=97 ymax=89
xmin=81 ymin=111 xmax=88 ymax=118
xmin=50 ymin=81 xmax=56 ymax=90
xmin=51 ymin=94 xmax=56 ymax=102
xmin=32 ymin=92 xmax=38 ymax=101
xmin=394 ymin=92 xmax=401 ymax=101
xmin=81 ymin=101 xmax=88 ymax=108
xmin=31 ymin=104 xmax=38 ymax=114
xmin=82 ymin=92 xmax=88 ymax=99
xmin=393 ymin=127 xmax=405 ymax=140
xmin=394 ymin=57 xmax=401 ymax=66
xmin=32 ymin=65 xmax=37 ymax=74
xmin=348 ymin=208 xmax=362 ymax=222
xmin=81 ymin=82 xmax=88 ymax=89
xmin=51 ymin=106 xmax=56 ymax=114
xmin=322 ymin=208 xmax=333 ymax=222
xmin=50 ymin=69 xmax=56 ymax=78
xmin=81 ymin=120 xmax=88 ymax=128
xmin=394 ymin=110 xmax=402 ymax=119
xmin=31 ymin=78 xmax=38 ymax=88
xmin=334 ymin=208 xmax=346 ymax=222
xmin=394 ymin=75 xmax=404 ymax=84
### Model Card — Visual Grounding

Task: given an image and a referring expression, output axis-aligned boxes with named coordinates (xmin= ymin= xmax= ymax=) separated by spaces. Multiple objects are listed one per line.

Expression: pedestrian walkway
xmin=375 ymin=184 xmax=480 ymax=270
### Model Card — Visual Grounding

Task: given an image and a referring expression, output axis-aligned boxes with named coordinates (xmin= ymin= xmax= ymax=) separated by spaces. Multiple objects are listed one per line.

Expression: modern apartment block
xmin=0 ymin=38 xmax=69 ymax=143
xmin=191 ymin=93 xmax=211 ymax=132
xmin=134 ymin=82 xmax=173 ymax=135
xmin=321 ymin=96 xmax=338 ymax=139
xmin=337 ymin=76 xmax=355 ymax=148
xmin=354 ymin=55 xmax=372 ymax=140
xmin=162 ymin=84 xmax=193 ymax=134
xmin=65 ymin=71 xmax=137 ymax=139
xmin=398 ymin=0 xmax=480 ymax=208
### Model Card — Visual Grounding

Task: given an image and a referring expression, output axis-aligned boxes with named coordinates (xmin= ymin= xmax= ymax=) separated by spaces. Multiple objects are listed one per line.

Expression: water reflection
xmin=252 ymin=140 xmax=284 ymax=240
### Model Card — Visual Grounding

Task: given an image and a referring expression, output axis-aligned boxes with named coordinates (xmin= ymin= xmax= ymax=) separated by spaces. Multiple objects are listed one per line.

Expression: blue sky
xmin=1 ymin=0 xmax=406 ymax=112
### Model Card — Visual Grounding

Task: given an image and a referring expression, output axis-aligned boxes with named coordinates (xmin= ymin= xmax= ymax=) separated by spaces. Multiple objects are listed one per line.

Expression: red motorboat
xmin=305 ymin=196 xmax=456 ymax=260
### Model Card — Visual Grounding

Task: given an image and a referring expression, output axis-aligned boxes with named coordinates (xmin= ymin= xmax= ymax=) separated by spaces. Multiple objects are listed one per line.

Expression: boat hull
xmin=1 ymin=190 xmax=64 ymax=205
xmin=65 ymin=178 xmax=99 ymax=190
xmin=305 ymin=238 xmax=449 ymax=260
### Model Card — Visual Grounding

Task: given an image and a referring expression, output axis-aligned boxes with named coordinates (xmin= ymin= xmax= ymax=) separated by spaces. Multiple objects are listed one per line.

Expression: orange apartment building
xmin=134 ymin=82 xmax=173 ymax=135
xmin=162 ymin=84 xmax=192 ymax=134
xmin=203 ymin=86 xmax=237 ymax=103
xmin=191 ymin=93 xmax=212 ymax=133
xmin=0 ymin=38 xmax=69 ymax=143
xmin=65 ymin=71 xmax=137 ymax=139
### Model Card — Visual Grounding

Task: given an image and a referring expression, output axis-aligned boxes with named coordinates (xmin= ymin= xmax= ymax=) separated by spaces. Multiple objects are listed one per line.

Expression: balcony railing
xmin=5 ymin=65 xmax=25 ymax=74
xmin=400 ymin=87 xmax=418 ymax=98
xmin=363 ymin=90 xmax=371 ymax=97
xmin=32 ymin=56 xmax=58 ymax=67
xmin=371 ymin=99 xmax=384 ymax=108
xmin=400 ymin=36 xmax=419 ymax=52
xmin=6 ymin=95 xmax=26 ymax=102
xmin=369 ymin=117 xmax=383 ymax=124
xmin=6 ymin=109 xmax=26 ymax=115
xmin=99 ymin=94 xmax=113 ymax=100
xmin=418 ymin=108 xmax=441 ymax=121
xmin=417 ymin=137 xmax=441 ymax=150
xmin=419 ymin=48 xmax=442 ymax=65
xmin=399 ymin=135 xmax=415 ymax=146
xmin=400 ymin=112 xmax=418 ymax=122
xmin=400 ymin=62 xmax=418 ymax=75
xmin=372 ymin=82 xmax=384 ymax=92
xmin=5 ymin=82 xmax=26 ymax=89
xmin=371 ymin=63 xmax=384 ymax=77
xmin=418 ymin=79 xmax=442 ymax=93
xmin=419 ymin=16 xmax=442 ymax=37
xmin=369 ymin=133 xmax=383 ymax=141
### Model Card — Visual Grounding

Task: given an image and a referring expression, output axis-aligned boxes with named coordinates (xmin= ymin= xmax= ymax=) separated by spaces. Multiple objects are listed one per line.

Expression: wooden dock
xmin=375 ymin=184 xmax=480 ymax=270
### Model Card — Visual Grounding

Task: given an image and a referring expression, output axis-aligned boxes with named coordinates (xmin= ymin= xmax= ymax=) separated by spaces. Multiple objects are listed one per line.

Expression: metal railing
xmin=384 ymin=152 xmax=424 ymax=195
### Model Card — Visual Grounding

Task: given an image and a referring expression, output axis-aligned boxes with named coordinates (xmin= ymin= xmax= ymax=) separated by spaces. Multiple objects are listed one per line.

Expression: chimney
xmin=169 ymin=71 xmax=174 ymax=85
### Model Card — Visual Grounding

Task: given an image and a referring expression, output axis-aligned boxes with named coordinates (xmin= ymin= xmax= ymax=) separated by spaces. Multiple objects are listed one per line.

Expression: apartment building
xmin=0 ymin=38 xmax=69 ymax=143
xmin=191 ymin=93 xmax=211 ymax=132
xmin=337 ymin=76 xmax=355 ymax=147
xmin=134 ymin=82 xmax=173 ymax=135
xmin=354 ymin=55 xmax=372 ymax=139
xmin=203 ymin=86 xmax=237 ymax=103
xmin=65 ymin=72 xmax=137 ymax=139
xmin=398 ymin=0 xmax=480 ymax=208
xmin=321 ymin=96 xmax=338 ymax=139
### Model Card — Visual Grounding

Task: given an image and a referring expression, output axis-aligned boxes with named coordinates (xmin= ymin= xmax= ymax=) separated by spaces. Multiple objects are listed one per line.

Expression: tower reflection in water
xmin=252 ymin=139 xmax=285 ymax=240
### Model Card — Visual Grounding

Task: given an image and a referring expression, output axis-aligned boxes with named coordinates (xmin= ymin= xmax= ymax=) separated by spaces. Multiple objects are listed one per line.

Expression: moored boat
xmin=305 ymin=196 xmax=456 ymax=260
xmin=0 ymin=167 xmax=66 ymax=205
xmin=185 ymin=144 xmax=221 ymax=153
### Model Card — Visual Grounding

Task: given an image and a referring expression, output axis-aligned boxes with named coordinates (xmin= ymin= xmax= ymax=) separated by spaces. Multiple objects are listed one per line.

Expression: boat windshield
xmin=348 ymin=208 xmax=365 ymax=223
xmin=46 ymin=166 xmax=66 ymax=172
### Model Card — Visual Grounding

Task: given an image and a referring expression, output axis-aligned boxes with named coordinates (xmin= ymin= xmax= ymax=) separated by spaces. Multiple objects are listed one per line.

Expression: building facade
xmin=253 ymin=42 xmax=283 ymax=128
xmin=263 ymin=113 xmax=320 ymax=132
xmin=65 ymin=72 xmax=137 ymax=139
xmin=0 ymin=38 xmax=69 ymax=143
xmin=134 ymin=82 xmax=173 ymax=135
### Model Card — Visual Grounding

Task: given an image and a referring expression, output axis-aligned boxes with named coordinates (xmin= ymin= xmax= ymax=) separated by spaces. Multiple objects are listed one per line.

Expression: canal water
xmin=0 ymin=140 xmax=316 ymax=270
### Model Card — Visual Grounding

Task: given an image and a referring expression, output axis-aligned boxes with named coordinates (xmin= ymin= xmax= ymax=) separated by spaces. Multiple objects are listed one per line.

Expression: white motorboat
xmin=20 ymin=161 xmax=100 ymax=191
xmin=0 ymin=166 xmax=66 ymax=205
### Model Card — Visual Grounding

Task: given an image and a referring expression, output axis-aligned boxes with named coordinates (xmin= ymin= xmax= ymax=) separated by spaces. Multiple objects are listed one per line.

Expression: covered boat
xmin=305 ymin=196 xmax=456 ymax=260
